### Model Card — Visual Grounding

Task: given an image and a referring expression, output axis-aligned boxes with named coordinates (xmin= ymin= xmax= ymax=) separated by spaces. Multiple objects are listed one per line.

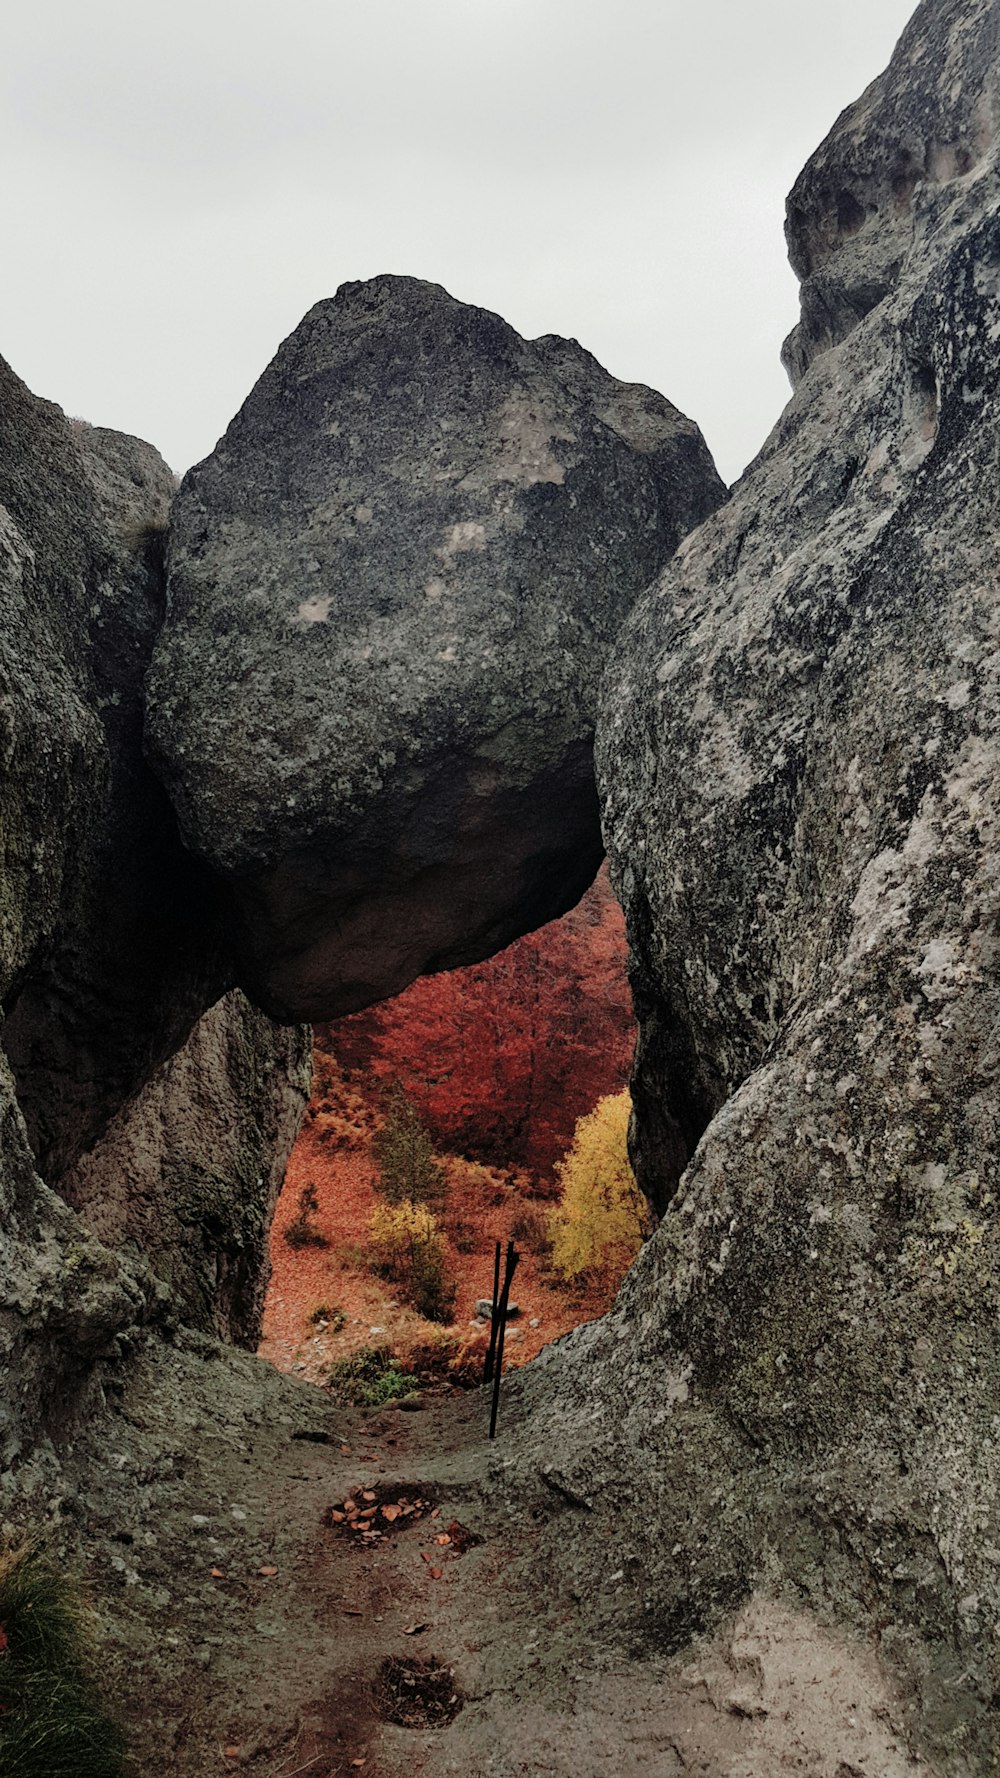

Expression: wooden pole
xmin=489 ymin=1241 xmax=520 ymax=1440
xmin=483 ymin=1240 xmax=502 ymax=1385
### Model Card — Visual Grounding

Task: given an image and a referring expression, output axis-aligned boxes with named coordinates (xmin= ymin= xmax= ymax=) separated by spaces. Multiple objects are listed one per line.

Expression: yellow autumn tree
xmin=368 ymin=1200 xmax=456 ymax=1323
xmin=548 ymin=1089 xmax=648 ymax=1289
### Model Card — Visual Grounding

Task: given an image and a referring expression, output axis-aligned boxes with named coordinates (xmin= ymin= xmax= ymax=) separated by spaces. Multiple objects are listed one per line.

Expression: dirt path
xmin=56 ymin=1331 xmax=932 ymax=1778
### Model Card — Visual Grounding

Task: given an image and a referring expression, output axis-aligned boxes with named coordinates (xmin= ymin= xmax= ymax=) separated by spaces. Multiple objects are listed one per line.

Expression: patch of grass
xmin=325 ymin=1345 xmax=411 ymax=1408
xmin=0 ymin=1544 xmax=128 ymax=1777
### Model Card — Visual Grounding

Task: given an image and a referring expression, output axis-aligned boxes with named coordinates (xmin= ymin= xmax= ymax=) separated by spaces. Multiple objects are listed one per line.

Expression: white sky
xmin=2 ymin=0 xmax=916 ymax=487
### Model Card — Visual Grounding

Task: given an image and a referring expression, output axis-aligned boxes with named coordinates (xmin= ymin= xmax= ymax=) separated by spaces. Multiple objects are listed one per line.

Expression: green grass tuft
xmin=326 ymin=1344 xmax=411 ymax=1407
xmin=0 ymin=1545 xmax=128 ymax=1778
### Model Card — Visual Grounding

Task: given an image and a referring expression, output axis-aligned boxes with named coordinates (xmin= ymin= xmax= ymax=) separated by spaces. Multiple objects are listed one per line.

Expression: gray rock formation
xmin=515 ymin=0 xmax=1000 ymax=1763
xmin=146 ymin=276 xmax=725 ymax=1021
xmin=782 ymin=0 xmax=1000 ymax=384
xmin=0 ymin=1047 xmax=151 ymax=1465
xmin=61 ymin=992 xmax=310 ymax=1347
xmin=0 ymin=361 xmax=310 ymax=1451
xmin=0 ymin=369 xmax=229 ymax=1182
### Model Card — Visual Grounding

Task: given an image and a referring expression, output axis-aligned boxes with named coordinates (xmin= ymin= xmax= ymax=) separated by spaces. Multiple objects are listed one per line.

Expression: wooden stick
xmin=483 ymin=1239 xmax=502 ymax=1385
xmin=489 ymin=1241 xmax=520 ymax=1440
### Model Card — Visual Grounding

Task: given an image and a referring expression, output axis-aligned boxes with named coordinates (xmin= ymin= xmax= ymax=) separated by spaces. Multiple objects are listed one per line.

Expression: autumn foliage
xmin=317 ymin=866 xmax=634 ymax=1188
xmin=372 ymin=1086 xmax=448 ymax=1208
xmin=548 ymin=1089 xmax=648 ymax=1293
xmin=369 ymin=1199 xmax=456 ymax=1323
xmin=263 ymin=870 xmax=642 ymax=1380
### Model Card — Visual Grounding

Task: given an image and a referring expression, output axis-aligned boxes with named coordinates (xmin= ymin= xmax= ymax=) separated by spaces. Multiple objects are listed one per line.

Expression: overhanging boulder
xmin=146 ymin=276 xmax=724 ymax=1020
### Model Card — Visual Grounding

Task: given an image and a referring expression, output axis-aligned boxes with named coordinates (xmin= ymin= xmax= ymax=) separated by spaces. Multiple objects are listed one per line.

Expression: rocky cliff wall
xmin=0 ymin=364 xmax=310 ymax=1446
xmin=0 ymin=373 xmax=229 ymax=1181
xmin=501 ymin=1 xmax=1000 ymax=1767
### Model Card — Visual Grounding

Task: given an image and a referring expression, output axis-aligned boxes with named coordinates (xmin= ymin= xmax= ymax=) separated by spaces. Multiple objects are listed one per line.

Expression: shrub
xmin=284 ymin=1183 xmax=329 ymax=1249
xmin=0 ymin=1544 xmax=128 ymax=1777
xmin=509 ymin=1201 xmax=553 ymax=1258
xmin=548 ymin=1090 xmax=648 ymax=1289
xmin=373 ymin=1088 xmax=447 ymax=1210
xmin=368 ymin=1201 xmax=456 ymax=1323
xmin=402 ymin=1327 xmax=460 ymax=1380
xmin=325 ymin=1345 xmax=410 ymax=1407
xmin=446 ymin=1328 xmax=490 ymax=1388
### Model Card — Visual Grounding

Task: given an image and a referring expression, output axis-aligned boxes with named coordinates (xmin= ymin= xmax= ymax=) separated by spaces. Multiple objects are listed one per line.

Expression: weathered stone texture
xmin=0 ymin=1047 xmax=152 ymax=1466
xmin=520 ymin=0 xmax=1000 ymax=1764
xmin=61 ymin=993 xmax=310 ymax=1347
xmin=0 ymin=365 xmax=306 ymax=1451
xmin=146 ymin=275 xmax=725 ymax=1021
xmin=783 ymin=0 xmax=1000 ymax=383
xmin=0 ymin=370 xmax=229 ymax=1181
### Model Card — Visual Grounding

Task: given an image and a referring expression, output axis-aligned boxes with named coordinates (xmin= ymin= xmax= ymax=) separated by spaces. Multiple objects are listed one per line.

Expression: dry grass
xmin=0 ymin=1544 xmax=128 ymax=1777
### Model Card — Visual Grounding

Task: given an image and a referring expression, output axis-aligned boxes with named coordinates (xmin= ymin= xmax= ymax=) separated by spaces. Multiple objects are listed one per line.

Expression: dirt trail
xmin=58 ymin=1332 xmax=932 ymax=1778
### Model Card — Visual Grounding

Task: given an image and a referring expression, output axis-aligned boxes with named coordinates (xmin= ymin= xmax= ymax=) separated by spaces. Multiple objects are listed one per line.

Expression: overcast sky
xmin=2 ymin=0 xmax=916 ymax=487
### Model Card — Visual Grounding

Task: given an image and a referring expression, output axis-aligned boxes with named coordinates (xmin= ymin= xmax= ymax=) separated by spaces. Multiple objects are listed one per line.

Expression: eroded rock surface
xmin=61 ymin=993 xmax=310 ymax=1347
xmin=146 ymin=275 xmax=724 ymax=1020
xmin=0 ymin=369 xmax=229 ymax=1181
xmin=522 ymin=0 xmax=1000 ymax=1765
xmin=0 ymin=368 xmax=205 ymax=1451
xmin=0 ymin=1048 xmax=151 ymax=1465
xmin=783 ymin=0 xmax=1000 ymax=383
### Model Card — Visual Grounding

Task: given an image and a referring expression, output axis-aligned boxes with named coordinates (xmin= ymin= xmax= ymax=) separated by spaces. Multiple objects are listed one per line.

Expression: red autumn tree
xmin=316 ymin=867 xmax=634 ymax=1189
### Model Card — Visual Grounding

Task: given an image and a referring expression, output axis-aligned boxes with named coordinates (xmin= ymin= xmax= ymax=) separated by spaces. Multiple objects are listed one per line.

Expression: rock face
xmin=0 ymin=1048 xmax=151 ymax=1465
xmin=61 ymin=993 xmax=310 ymax=1347
xmin=0 ymin=372 xmax=229 ymax=1183
xmin=0 ymin=367 xmax=189 ymax=1453
xmin=0 ymin=361 xmax=310 ymax=1450
xmin=146 ymin=276 xmax=725 ymax=1021
xmin=322 ymin=865 xmax=633 ymax=1184
xmin=524 ymin=0 xmax=1000 ymax=1763
xmin=782 ymin=0 xmax=1000 ymax=384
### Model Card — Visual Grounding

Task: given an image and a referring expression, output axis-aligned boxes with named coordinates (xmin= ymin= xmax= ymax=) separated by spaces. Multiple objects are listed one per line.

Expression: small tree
xmin=373 ymin=1087 xmax=447 ymax=1209
xmin=283 ymin=1183 xmax=329 ymax=1249
xmin=369 ymin=1200 xmax=456 ymax=1323
xmin=548 ymin=1090 xmax=648 ymax=1289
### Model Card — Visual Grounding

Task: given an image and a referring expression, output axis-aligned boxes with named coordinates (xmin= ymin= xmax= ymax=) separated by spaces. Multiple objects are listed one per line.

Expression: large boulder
xmin=0 ymin=359 xmax=251 ymax=1451
xmin=0 ymin=1048 xmax=151 ymax=1467
xmin=146 ymin=276 xmax=725 ymax=1021
xmin=0 ymin=367 xmax=230 ymax=1182
xmin=506 ymin=0 xmax=1000 ymax=1765
xmin=782 ymin=0 xmax=1000 ymax=384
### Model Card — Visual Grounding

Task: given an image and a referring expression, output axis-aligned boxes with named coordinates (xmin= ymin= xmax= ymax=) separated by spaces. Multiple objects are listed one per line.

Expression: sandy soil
xmin=70 ymin=1333 xmax=935 ymax=1778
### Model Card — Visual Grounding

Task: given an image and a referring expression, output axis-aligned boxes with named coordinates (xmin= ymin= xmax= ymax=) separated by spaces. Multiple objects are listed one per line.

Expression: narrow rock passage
xmin=68 ymin=1335 xmax=931 ymax=1778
